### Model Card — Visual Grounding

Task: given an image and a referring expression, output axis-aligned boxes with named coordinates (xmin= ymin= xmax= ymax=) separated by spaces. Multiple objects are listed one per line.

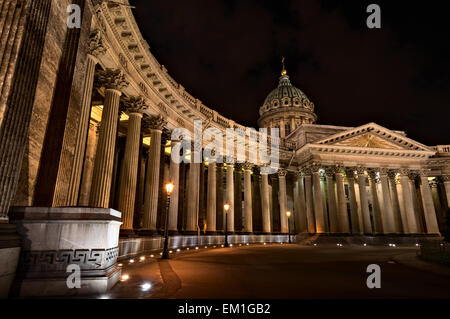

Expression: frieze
xmin=18 ymin=247 xmax=119 ymax=272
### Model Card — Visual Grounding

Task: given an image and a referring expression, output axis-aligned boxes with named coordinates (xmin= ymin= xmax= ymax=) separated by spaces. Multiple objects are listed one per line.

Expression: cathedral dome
xmin=257 ymin=60 xmax=317 ymax=138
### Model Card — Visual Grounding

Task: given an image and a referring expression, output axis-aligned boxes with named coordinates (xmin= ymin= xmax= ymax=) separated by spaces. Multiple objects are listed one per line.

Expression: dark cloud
xmin=131 ymin=0 xmax=450 ymax=146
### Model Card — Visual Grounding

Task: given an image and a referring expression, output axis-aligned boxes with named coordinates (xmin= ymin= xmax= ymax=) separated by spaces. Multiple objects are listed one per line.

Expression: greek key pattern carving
xmin=19 ymin=247 xmax=119 ymax=272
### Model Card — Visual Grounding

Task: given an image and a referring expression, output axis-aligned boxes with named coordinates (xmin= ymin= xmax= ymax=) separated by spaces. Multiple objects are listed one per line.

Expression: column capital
xmin=345 ymin=167 xmax=356 ymax=178
xmin=216 ymin=162 xmax=225 ymax=168
xmin=235 ymin=163 xmax=244 ymax=171
xmin=367 ymin=169 xmax=378 ymax=180
xmin=278 ymin=168 xmax=288 ymax=177
xmin=407 ymin=170 xmax=419 ymax=181
xmin=398 ymin=168 xmax=411 ymax=176
xmin=89 ymin=30 xmax=107 ymax=58
xmin=418 ymin=169 xmax=432 ymax=178
xmin=143 ymin=114 xmax=167 ymax=132
xmin=121 ymin=96 xmax=148 ymax=115
xmin=96 ymin=68 xmax=128 ymax=92
xmin=300 ymin=166 xmax=312 ymax=176
xmin=310 ymin=163 xmax=322 ymax=174
xmin=387 ymin=169 xmax=398 ymax=180
xmin=252 ymin=166 xmax=261 ymax=175
xmin=356 ymin=166 xmax=366 ymax=175
xmin=243 ymin=162 xmax=254 ymax=171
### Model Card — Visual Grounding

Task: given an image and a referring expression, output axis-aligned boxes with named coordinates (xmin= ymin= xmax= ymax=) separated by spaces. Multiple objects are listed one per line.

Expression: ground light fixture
xmin=286 ymin=211 xmax=292 ymax=244
xmin=162 ymin=182 xmax=174 ymax=260
xmin=224 ymin=203 xmax=231 ymax=247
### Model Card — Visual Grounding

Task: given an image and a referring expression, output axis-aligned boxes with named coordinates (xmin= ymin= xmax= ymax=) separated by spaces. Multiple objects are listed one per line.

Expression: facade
xmin=0 ymin=0 xmax=449 ymax=297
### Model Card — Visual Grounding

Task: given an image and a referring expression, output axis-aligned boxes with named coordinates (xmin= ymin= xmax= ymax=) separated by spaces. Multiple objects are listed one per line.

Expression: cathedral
xmin=0 ymin=0 xmax=448 ymax=297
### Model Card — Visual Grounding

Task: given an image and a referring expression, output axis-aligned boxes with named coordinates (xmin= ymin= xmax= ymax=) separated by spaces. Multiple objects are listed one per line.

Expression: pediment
xmin=314 ymin=123 xmax=433 ymax=152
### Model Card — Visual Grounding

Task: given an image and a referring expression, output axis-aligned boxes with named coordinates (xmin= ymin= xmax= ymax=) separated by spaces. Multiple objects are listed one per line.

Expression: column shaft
xmin=168 ymin=142 xmax=181 ymax=231
xmin=325 ymin=173 xmax=339 ymax=233
xmin=419 ymin=173 xmax=440 ymax=234
xmin=304 ymin=174 xmax=315 ymax=233
xmin=443 ymin=177 xmax=450 ymax=208
xmin=295 ymin=173 xmax=307 ymax=232
xmin=142 ymin=129 xmax=162 ymax=230
xmin=243 ymin=165 xmax=253 ymax=233
xmin=368 ymin=173 xmax=383 ymax=233
xmin=335 ymin=172 xmax=350 ymax=233
xmin=226 ymin=164 xmax=235 ymax=232
xmin=357 ymin=170 xmax=373 ymax=234
xmin=66 ymin=55 xmax=97 ymax=205
xmin=379 ymin=173 xmax=396 ymax=233
xmin=186 ymin=161 xmax=200 ymax=232
xmin=79 ymin=122 xmax=99 ymax=206
xmin=399 ymin=171 xmax=418 ymax=233
xmin=118 ymin=112 xmax=143 ymax=230
xmin=388 ymin=172 xmax=403 ymax=232
xmin=89 ymin=89 xmax=121 ymax=208
xmin=261 ymin=173 xmax=271 ymax=233
xmin=206 ymin=161 xmax=217 ymax=232
xmin=278 ymin=170 xmax=288 ymax=233
xmin=346 ymin=171 xmax=361 ymax=234
xmin=312 ymin=170 xmax=326 ymax=233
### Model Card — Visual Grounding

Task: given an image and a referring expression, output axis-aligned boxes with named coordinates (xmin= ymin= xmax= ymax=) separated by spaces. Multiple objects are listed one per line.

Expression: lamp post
xmin=224 ymin=203 xmax=231 ymax=248
xmin=162 ymin=182 xmax=174 ymax=259
xmin=286 ymin=211 xmax=292 ymax=244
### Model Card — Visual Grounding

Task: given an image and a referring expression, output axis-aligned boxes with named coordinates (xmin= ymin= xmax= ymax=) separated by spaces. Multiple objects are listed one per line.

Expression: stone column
xmin=419 ymin=171 xmax=440 ymax=234
xmin=226 ymin=164 xmax=235 ymax=232
xmin=89 ymin=69 xmax=128 ymax=208
xmin=388 ymin=170 xmax=403 ymax=233
xmin=216 ymin=163 xmax=224 ymax=231
xmin=346 ymin=169 xmax=361 ymax=234
xmin=234 ymin=163 xmax=243 ymax=231
xmin=409 ymin=171 xmax=424 ymax=232
xmin=141 ymin=115 xmax=166 ymax=232
xmin=79 ymin=121 xmax=99 ymax=206
xmin=379 ymin=169 xmax=396 ymax=233
xmin=335 ymin=167 xmax=350 ymax=233
xmin=243 ymin=163 xmax=253 ymax=233
xmin=117 ymin=97 xmax=147 ymax=231
xmin=304 ymin=169 xmax=316 ymax=233
xmin=399 ymin=169 xmax=418 ymax=234
xmin=442 ymin=175 xmax=450 ymax=208
xmin=312 ymin=165 xmax=326 ymax=233
xmin=325 ymin=168 xmax=339 ymax=233
xmin=261 ymin=171 xmax=271 ymax=233
xmin=66 ymin=32 xmax=106 ymax=206
xmin=168 ymin=140 xmax=181 ymax=232
xmin=356 ymin=167 xmax=372 ymax=234
xmin=278 ymin=168 xmax=288 ymax=233
xmin=186 ymin=152 xmax=200 ymax=233
xmin=368 ymin=170 xmax=383 ymax=233
xmin=206 ymin=160 xmax=217 ymax=233
xmin=295 ymin=170 xmax=307 ymax=232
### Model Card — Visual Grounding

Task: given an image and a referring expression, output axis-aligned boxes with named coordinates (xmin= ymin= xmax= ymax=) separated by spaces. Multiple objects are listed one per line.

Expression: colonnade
xmin=67 ymin=64 xmax=449 ymax=237
xmin=295 ymin=165 xmax=443 ymax=235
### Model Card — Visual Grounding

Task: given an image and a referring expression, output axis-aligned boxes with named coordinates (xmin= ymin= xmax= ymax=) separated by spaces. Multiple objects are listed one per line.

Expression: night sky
xmin=131 ymin=0 xmax=449 ymax=146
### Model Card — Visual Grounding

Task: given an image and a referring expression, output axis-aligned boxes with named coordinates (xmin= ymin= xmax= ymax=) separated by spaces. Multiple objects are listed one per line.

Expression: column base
xmin=137 ymin=229 xmax=161 ymax=237
xmin=180 ymin=230 xmax=198 ymax=236
xmin=9 ymin=207 xmax=122 ymax=297
xmin=120 ymin=229 xmax=137 ymax=237
xmin=0 ymin=223 xmax=21 ymax=298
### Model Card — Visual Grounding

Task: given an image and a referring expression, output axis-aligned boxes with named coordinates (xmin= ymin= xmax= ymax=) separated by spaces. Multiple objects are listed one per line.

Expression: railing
xmin=434 ymin=145 xmax=450 ymax=153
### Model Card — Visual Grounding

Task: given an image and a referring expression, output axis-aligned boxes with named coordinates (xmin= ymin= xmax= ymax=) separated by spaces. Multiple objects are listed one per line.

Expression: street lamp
xmin=162 ymin=182 xmax=174 ymax=259
xmin=224 ymin=203 xmax=231 ymax=248
xmin=286 ymin=211 xmax=292 ymax=244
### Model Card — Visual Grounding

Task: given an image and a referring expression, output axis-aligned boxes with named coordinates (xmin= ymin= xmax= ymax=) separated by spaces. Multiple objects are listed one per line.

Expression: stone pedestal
xmin=9 ymin=207 xmax=122 ymax=297
xmin=0 ymin=223 xmax=21 ymax=298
